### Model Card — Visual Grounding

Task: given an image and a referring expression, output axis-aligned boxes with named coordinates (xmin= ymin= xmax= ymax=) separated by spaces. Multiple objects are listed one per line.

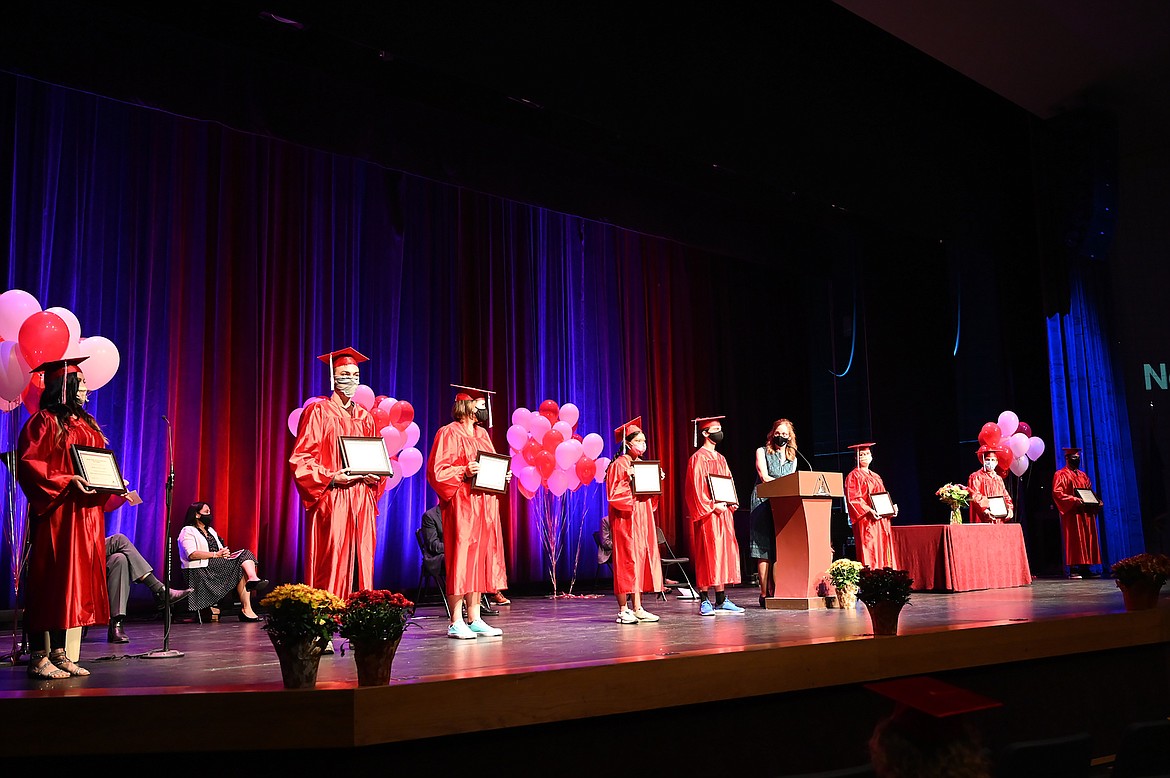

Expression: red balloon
xmin=18 ymin=311 xmax=70 ymax=370
xmin=540 ymin=410 xmax=558 ymax=426
xmin=539 ymin=399 xmax=559 ymax=416
xmin=995 ymin=445 xmax=1012 ymax=477
xmin=536 ymin=450 xmax=556 ymax=479
xmin=977 ymin=422 xmax=1002 ymax=447
xmin=575 ymin=456 xmax=596 ymax=484
xmin=22 ymin=379 xmax=42 ymax=415
xmin=522 ymin=438 xmax=543 ymax=465
xmin=374 ymin=395 xmax=388 ymax=408
xmin=388 ymin=400 xmax=415 ymax=431
xmin=542 ymin=429 xmax=565 ymax=453
xmin=572 ymin=433 xmax=583 ymax=442
xmin=372 ymin=407 xmax=391 ymax=431
xmin=1016 ymin=421 xmax=1032 ymax=438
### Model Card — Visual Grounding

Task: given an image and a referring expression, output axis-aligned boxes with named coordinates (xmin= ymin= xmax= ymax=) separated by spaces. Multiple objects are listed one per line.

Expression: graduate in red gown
xmin=426 ymin=384 xmax=508 ymax=640
xmin=18 ymin=357 xmax=113 ymax=679
xmin=967 ymin=446 xmax=1014 ymax=523
xmin=684 ymin=416 xmax=744 ymax=615
xmin=844 ymin=442 xmax=898 ymax=569
xmin=606 ymin=416 xmax=665 ymax=624
xmin=289 ymin=348 xmax=385 ymax=601
xmin=1051 ymin=447 xmax=1102 ymax=578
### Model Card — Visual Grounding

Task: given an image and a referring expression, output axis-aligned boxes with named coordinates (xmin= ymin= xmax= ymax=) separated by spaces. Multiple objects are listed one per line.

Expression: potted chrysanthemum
xmin=260 ymin=583 xmax=344 ymax=689
xmin=1110 ymin=553 xmax=1170 ymax=611
xmin=338 ymin=589 xmax=414 ymax=687
xmin=827 ymin=559 xmax=863 ymax=609
xmin=857 ymin=567 xmax=913 ymax=636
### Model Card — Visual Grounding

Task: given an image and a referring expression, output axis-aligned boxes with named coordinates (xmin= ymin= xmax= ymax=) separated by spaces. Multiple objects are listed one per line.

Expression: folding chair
xmin=414 ymin=527 xmax=451 ymax=619
xmin=655 ymin=526 xmax=697 ymax=600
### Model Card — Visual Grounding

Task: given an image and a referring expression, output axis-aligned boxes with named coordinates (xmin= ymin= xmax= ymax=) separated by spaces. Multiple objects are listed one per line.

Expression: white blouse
xmin=177 ymin=524 xmax=226 ymax=569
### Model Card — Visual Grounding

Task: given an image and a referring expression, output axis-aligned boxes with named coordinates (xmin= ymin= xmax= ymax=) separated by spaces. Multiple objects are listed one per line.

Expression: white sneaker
xmin=633 ymin=608 xmax=660 ymax=622
xmin=615 ymin=607 xmax=638 ymax=624
xmin=447 ymin=621 xmax=477 ymax=640
xmin=467 ymin=618 xmax=503 ymax=637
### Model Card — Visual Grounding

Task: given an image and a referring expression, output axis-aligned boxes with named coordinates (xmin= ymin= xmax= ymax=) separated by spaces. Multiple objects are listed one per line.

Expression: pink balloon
xmin=519 ymin=466 xmax=541 ymax=493
xmin=1008 ymin=432 xmax=1030 ymax=458
xmin=0 ymin=342 xmax=31 ymax=401
xmin=511 ymin=453 xmax=527 ymax=476
xmin=378 ymin=397 xmax=397 ymax=414
xmin=353 ymin=384 xmax=375 ymax=410
xmin=0 ymin=289 xmax=41 ymax=341
xmin=552 ymin=420 xmax=573 ymax=440
xmin=397 ymin=447 xmax=424 ymax=478
xmin=1010 ymin=456 xmax=1029 ymax=477
xmin=287 ymin=408 xmax=303 ymax=436
xmin=18 ymin=310 xmax=70 ymax=369
xmin=1027 ymin=436 xmax=1046 ymax=461
xmin=529 ymin=413 xmax=552 ymax=438
xmin=76 ymin=336 xmax=120 ymax=390
xmin=46 ymin=306 xmax=81 ymax=347
xmin=303 ymin=395 xmax=328 ymax=408
xmin=403 ymin=421 xmax=421 ymax=449
xmin=547 ymin=470 xmax=569 ymax=497
xmin=381 ymin=426 xmax=405 ymax=456
xmin=0 ymin=396 xmax=21 ymax=412
xmin=997 ymin=410 xmax=1019 ymax=437
xmin=581 ymin=433 xmax=604 ymax=460
xmin=506 ymin=424 xmax=529 ymax=451
xmin=566 ymin=469 xmax=582 ymax=491
xmin=558 ymin=402 xmax=580 ymax=427
xmin=593 ymin=457 xmax=610 ymax=482
xmin=512 ymin=407 xmax=531 ymax=428
xmin=382 ymin=465 xmax=404 ymax=490
xmin=555 ymin=440 xmax=582 ymax=470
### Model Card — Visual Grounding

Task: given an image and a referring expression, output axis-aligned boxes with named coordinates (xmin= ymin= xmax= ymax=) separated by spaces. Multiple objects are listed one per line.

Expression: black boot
xmin=480 ymin=594 xmax=500 ymax=617
xmin=108 ymin=617 xmax=130 ymax=644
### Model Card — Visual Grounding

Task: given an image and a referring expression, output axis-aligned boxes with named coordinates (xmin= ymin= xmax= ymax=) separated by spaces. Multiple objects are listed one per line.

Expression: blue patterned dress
xmin=748 ymin=448 xmax=797 ymax=560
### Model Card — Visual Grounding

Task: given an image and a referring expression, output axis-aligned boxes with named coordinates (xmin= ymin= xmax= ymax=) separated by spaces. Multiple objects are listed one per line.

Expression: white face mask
xmin=983 ymin=459 xmax=996 ymax=472
xmin=334 ymin=374 xmax=359 ymax=398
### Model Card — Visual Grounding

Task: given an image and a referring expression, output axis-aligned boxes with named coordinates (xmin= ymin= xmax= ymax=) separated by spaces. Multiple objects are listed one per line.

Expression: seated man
xmin=106 ymin=534 xmax=193 ymax=643
xmin=420 ymin=505 xmax=499 ymax=616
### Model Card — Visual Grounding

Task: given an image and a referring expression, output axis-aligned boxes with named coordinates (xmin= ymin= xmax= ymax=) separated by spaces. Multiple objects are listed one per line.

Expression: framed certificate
xmin=869 ymin=492 xmax=895 ymax=518
xmin=631 ymin=460 xmax=662 ymax=495
xmin=338 ymin=436 xmax=394 ymax=476
xmin=472 ymin=451 xmax=510 ymax=494
xmin=986 ymin=495 xmax=1009 ymax=519
xmin=69 ymin=445 xmax=126 ymax=493
xmin=707 ymin=474 xmax=738 ymax=505
xmin=1075 ymin=488 xmax=1100 ymax=505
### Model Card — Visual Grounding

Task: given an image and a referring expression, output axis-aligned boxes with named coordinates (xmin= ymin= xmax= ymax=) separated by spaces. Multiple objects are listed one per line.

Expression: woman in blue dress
xmin=748 ymin=419 xmax=799 ymax=607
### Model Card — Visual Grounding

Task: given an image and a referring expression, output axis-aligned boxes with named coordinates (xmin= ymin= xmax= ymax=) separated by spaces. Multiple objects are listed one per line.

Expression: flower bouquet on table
xmin=936 ymin=483 xmax=970 ymax=525
xmin=857 ymin=567 xmax=913 ymax=636
xmin=260 ymin=584 xmax=344 ymax=688
xmin=827 ymin=559 xmax=863 ymax=609
xmin=1110 ymin=553 xmax=1170 ymax=611
xmin=338 ymin=589 xmax=414 ymax=686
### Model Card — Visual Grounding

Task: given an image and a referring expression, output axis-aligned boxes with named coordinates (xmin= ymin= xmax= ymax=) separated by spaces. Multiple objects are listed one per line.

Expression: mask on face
xmin=200 ymin=512 xmax=213 ymax=526
xmin=628 ymin=441 xmax=646 ymax=457
xmin=75 ymin=389 xmax=89 ymax=406
xmin=707 ymin=431 xmax=724 ymax=444
xmin=474 ymin=407 xmax=490 ymax=424
xmin=334 ymin=375 xmax=359 ymax=398
xmin=983 ymin=459 xmax=996 ymax=472
xmin=775 ymin=434 xmax=789 ymax=446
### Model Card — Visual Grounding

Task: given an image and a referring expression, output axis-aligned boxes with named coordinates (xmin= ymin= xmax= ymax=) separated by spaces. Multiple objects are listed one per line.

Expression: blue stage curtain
xmin=1046 ymin=263 xmax=1144 ymax=563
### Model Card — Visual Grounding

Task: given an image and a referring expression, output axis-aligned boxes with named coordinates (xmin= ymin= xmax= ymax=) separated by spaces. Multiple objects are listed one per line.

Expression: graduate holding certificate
xmin=1051 ymin=447 xmax=1102 ymax=578
xmin=844 ymin=442 xmax=898 ymax=569
xmin=605 ymin=416 xmax=665 ymax=624
xmin=967 ymin=446 xmax=1014 ymax=523
xmin=426 ymin=384 xmax=509 ymax=640
xmin=684 ymin=416 xmax=744 ymax=615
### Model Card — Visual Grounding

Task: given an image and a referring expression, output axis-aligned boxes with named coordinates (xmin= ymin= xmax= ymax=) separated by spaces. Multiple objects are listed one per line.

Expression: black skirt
xmin=185 ymin=550 xmax=256 ymax=611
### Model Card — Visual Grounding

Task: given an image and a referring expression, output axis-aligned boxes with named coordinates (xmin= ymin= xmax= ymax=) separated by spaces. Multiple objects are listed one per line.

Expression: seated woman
xmin=177 ymin=502 xmax=267 ymax=621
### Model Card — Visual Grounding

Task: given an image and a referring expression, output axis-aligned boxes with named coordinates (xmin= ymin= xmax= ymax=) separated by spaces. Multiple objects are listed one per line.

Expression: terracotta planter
xmin=1118 ymin=579 xmax=1164 ymax=611
xmin=268 ymin=633 xmax=328 ymax=689
xmin=834 ymin=585 xmax=858 ymax=609
xmin=351 ymin=636 xmax=402 ymax=687
xmin=864 ymin=600 xmax=905 ymax=636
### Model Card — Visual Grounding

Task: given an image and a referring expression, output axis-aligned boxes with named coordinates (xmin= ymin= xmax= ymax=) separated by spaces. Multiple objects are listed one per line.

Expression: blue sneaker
xmin=718 ymin=599 xmax=745 ymax=614
xmin=699 ymin=600 xmax=715 ymax=616
xmin=467 ymin=618 xmax=503 ymax=637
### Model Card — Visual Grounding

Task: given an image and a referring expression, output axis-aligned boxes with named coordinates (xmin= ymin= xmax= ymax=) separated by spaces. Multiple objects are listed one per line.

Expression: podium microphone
xmin=142 ymin=414 xmax=183 ymax=659
xmin=791 ymin=445 xmax=815 ymax=472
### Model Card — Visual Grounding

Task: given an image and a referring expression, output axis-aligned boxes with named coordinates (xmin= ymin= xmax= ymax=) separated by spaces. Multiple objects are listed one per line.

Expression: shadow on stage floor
xmin=1 ymin=579 xmax=1168 ymax=774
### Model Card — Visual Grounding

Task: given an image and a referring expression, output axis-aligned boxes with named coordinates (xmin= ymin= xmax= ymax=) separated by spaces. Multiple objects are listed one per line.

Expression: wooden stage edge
xmin=3 ymin=604 xmax=1169 ymax=756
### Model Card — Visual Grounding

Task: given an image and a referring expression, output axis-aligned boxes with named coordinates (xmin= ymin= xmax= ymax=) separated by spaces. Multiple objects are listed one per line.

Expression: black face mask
xmin=474 ymin=407 xmax=489 ymax=424
xmin=707 ymin=431 xmax=724 ymax=444
xmin=199 ymin=513 xmax=212 ymax=526
xmin=774 ymin=435 xmax=789 ymax=446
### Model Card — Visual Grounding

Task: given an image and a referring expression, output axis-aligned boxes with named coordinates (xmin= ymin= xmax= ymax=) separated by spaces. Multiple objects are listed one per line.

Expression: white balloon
xmin=46 ymin=306 xmax=81 ymax=346
xmin=77 ymin=336 xmax=120 ymax=391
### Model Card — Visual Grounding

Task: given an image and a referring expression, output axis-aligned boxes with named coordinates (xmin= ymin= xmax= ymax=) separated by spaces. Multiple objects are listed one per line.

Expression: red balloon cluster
xmin=507 ymin=400 xmax=608 ymax=499
xmin=976 ymin=410 xmax=1047 ymax=477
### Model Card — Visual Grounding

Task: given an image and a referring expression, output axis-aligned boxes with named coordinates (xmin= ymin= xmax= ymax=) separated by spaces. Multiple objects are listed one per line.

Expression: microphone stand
xmin=142 ymin=415 xmax=183 ymax=659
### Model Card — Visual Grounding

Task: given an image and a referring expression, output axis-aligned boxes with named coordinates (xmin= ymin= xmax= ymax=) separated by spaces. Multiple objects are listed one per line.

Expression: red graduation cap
xmin=847 ymin=441 xmax=876 ymax=465
xmin=613 ymin=416 xmax=643 ymax=444
xmin=976 ymin=444 xmax=998 ymax=461
xmin=1062 ymin=447 xmax=1082 ymax=455
xmin=451 ymin=383 xmax=496 ymax=428
xmin=865 ymin=676 xmax=1001 ymax=719
xmin=31 ymin=357 xmax=90 ymax=405
xmin=317 ymin=347 xmax=369 ymax=392
xmin=691 ymin=415 xmax=725 ymax=447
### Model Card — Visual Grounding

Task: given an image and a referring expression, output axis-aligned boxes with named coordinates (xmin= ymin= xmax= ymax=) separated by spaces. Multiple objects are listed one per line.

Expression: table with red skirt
xmin=890 ymin=523 xmax=1033 ymax=592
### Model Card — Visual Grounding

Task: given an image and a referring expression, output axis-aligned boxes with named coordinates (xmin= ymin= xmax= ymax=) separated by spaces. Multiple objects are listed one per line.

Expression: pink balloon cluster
xmin=0 ymin=289 xmax=121 ymax=413
xmin=507 ymin=400 xmax=609 ymax=499
xmin=287 ymin=389 xmax=422 ymax=490
xmin=975 ymin=410 xmax=1046 ymax=477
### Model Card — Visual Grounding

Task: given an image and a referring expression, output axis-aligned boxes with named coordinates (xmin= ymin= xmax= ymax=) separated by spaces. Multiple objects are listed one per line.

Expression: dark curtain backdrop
xmin=1 ymin=75 xmax=813 ymax=606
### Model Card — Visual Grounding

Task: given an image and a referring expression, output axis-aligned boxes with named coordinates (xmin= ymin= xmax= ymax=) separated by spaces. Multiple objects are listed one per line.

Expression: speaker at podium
xmin=754 ymin=470 xmax=844 ymax=609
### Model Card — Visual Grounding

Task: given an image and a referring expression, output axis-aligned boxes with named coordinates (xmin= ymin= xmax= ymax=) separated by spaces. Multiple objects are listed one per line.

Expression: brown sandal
xmin=49 ymin=648 xmax=90 ymax=677
xmin=27 ymin=654 xmax=69 ymax=680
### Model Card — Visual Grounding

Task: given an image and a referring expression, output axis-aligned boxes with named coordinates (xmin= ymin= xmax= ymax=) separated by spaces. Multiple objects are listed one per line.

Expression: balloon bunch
xmin=287 ymin=389 xmax=422 ymax=490
xmin=506 ymin=400 xmax=610 ymax=499
xmin=0 ymin=289 xmax=121 ymax=414
xmin=976 ymin=410 xmax=1046 ymax=477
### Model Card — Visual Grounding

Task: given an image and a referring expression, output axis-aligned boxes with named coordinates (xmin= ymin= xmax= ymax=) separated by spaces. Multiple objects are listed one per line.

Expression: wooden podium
xmin=756 ymin=470 xmax=844 ymax=610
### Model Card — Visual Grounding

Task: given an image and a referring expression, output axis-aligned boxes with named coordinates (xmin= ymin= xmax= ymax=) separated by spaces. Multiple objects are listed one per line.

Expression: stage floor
xmin=1 ymin=579 xmax=1168 ymax=761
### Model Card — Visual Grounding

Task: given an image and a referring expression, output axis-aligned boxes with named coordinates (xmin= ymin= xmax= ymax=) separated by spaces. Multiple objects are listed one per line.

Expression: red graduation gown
xmin=1052 ymin=467 xmax=1101 ymax=566
xmin=17 ymin=411 xmax=111 ymax=631
xmin=289 ymin=396 xmax=384 ymax=599
xmin=605 ymin=454 xmax=663 ymax=596
xmin=684 ymin=447 xmax=741 ymax=589
xmin=967 ymin=469 xmax=1013 ymax=524
xmin=845 ymin=466 xmax=897 ymax=569
xmin=426 ymin=421 xmax=507 ymax=596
